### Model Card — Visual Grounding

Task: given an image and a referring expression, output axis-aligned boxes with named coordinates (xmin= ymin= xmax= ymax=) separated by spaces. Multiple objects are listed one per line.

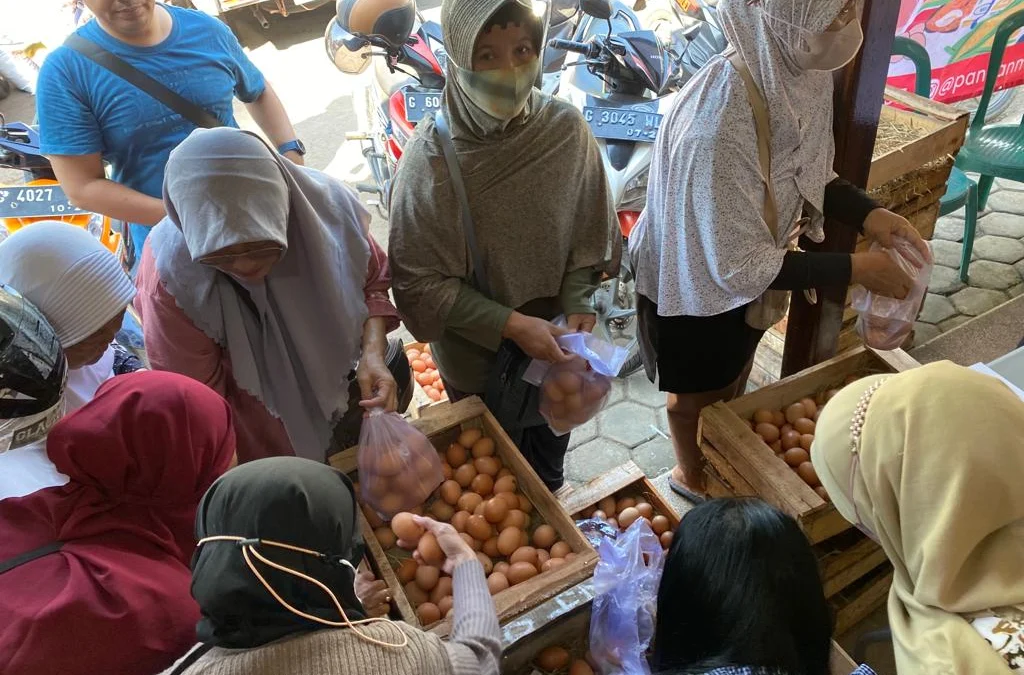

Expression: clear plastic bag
xmin=851 ymin=237 xmax=933 ymax=351
xmin=357 ymin=408 xmax=444 ymax=519
xmin=589 ymin=518 xmax=664 ymax=675
xmin=524 ymin=321 xmax=629 ymax=436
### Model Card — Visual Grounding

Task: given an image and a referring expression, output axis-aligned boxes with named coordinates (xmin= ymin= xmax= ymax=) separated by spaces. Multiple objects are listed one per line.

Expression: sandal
xmin=669 ymin=479 xmax=707 ymax=504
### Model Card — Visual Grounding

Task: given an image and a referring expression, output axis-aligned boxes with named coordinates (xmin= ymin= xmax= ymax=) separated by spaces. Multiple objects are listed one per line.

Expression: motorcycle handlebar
xmin=548 ymin=38 xmax=596 ymax=57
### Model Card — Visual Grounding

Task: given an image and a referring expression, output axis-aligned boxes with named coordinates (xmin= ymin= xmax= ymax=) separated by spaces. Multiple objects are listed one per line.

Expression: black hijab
xmin=191 ymin=457 xmax=367 ymax=648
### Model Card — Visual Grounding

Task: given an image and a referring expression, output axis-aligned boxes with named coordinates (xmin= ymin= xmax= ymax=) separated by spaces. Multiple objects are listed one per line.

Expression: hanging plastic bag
xmin=357 ymin=408 xmax=444 ymax=519
xmin=589 ymin=518 xmax=664 ymax=675
xmin=524 ymin=318 xmax=629 ymax=436
xmin=851 ymin=237 xmax=933 ymax=351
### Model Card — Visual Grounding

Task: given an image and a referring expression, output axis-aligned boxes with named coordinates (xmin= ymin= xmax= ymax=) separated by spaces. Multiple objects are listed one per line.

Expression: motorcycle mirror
xmin=580 ymin=0 xmax=612 ymax=20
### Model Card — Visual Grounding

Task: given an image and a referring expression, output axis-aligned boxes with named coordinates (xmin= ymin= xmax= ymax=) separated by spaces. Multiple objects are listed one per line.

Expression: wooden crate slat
xmin=559 ymin=461 xmax=645 ymax=516
xmin=357 ymin=507 xmax=419 ymax=627
xmin=821 ymin=536 xmax=890 ymax=599
xmin=703 ymin=443 xmax=757 ymax=497
xmin=834 ymin=568 xmax=894 ymax=635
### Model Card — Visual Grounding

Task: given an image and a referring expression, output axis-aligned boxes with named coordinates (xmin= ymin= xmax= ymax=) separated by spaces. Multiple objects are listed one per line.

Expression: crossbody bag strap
xmin=0 ymin=541 xmax=64 ymax=575
xmin=64 ymin=34 xmax=223 ymax=130
xmin=726 ymin=50 xmax=779 ymax=240
xmin=434 ymin=110 xmax=493 ymax=299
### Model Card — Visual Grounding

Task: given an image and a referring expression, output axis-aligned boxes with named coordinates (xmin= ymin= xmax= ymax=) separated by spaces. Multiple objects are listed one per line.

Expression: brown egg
xmin=429 ymin=501 xmax=455 ymax=522
xmin=532 ymin=524 xmax=557 ymax=549
xmin=660 ymin=531 xmax=674 ymax=548
xmin=518 ymin=495 xmax=533 ymax=514
xmin=496 ymin=467 xmax=514 ymax=479
xmin=362 ymin=505 xmax=385 ymax=529
xmin=404 ymin=581 xmax=429 ymax=606
xmin=794 ymin=418 xmax=816 ymax=435
xmin=536 ymin=549 xmax=550 ymax=569
xmin=475 ymin=552 xmax=493 ymax=574
xmin=797 ymin=461 xmax=821 ymax=487
xmin=507 ymin=561 xmax=539 ymax=585
xmin=377 ymin=493 xmax=405 ymax=517
xmin=415 ymin=565 xmax=440 ymax=591
xmin=569 ymin=660 xmax=596 ymax=675
xmin=473 ymin=502 xmax=487 ymax=518
xmin=785 ymin=402 xmax=807 ymax=425
xmin=616 ymin=496 xmax=637 ymax=513
xmin=483 ymin=498 xmax=509 ymax=525
xmin=824 ymin=388 xmax=841 ymax=402
xmin=780 ymin=423 xmax=794 ymax=436
xmin=441 ymin=462 xmax=453 ymax=480
xmin=617 ymin=506 xmax=641 ymax=529
xmin=458 ymin=428 xmax=483 ymax=448
xmin=536 ymin=646 xmax=571 ymax=671
xmin=493 ymin=475 xmax=518 ymax=494
xmin=753 ymin=409 xmax=775 ymax=424
xmin=374 ymin=451 xmax=404 ymax=476
xmin=814 ymin=486 xmax=830 ymax=501
xmin=550 ymin=541 xmax=571 ymax=559
xmin=439 ymin=480 xmax=462 ymax=506
xmin=459 ymin=532 xmax=481 ymax=552
xmin=598 ymin=496 xmax=617 ymax=517
xmin=783 ymin=447 xmax=810 ymax=467
xmin=429 ymin=576 xmax=453 ymax=604
xmin=417 ymin=602 xmax=441 ymax=625
xmin=471 ymin=437 xmax=496 ymax=458
xmin=493 ymin=561 xmax=510 ymax=576
xmin=799 ymin=397 xmax=818 ymax=419
xmin=755 ymin=423 xmax=780 ymax=443
xmin=650 ymin=515 xmax=670 ymax=536
xmin=374 ymin=527 xmax=397 ymax=549
xmin=497 ymin=527 xmax=522 ymax=556
xmin=437 ymin=596 xmax=454 ymax=617
xmin=542 ymin=557 xmax=567 ymax=573
xmin=471 ymin=473 xmax=495 ymax=497
xmin=591 ymin=509 xmax=607 ymax=521
xmin=800 ymin=434 xmax=815 ymax=451
xmin=635 ymin=502 xmax=655 ymax=520
xmin=391 ymin=512 xmax=423 ymax=543
xmin=770 ymin=440 xmax=783 ymax=454
xmin=606 ymin=517 xmax=619 ymax=529
xmin=510 ymin=546 xmax=539 ymax=567
xmin=445 ymin=443 xmax=468 ymax=467
xmin=780 ymin=429 xmax=802 ymax=451
xmin=520 ymin=530 xmax=530 ymax=548
xmin=771 ymin=410 xmax=786 ymax=427
xmin=418 ymin=533 xmax=445 ymax=567
xmin=397 ymin=558 xmax=418 ymax=584
xmin=495 ymin=491 xmax=520 ymax=510
xmin=474 ymin=456 xmax=501 ymax=476
xmin=454 ymin=463 xmax=477 ymax=488
xmin=466 ymin=515 xmax=493 ymax=542
xmin=499 ymin=509 xmax=526 ymax=531
xmin=457 ymin=492 xmax=483 ymax=514
xmin=482 ymin=537 xmax=500 ymax=558
xmin=451 ymin=510 xmax=471 ymax=533
xmin=487 ymin=572 xmax=510 ymax=595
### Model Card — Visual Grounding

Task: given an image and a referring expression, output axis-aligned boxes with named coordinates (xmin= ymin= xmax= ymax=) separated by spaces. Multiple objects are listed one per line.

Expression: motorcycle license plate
xmin=404 ymin=90 xmax=443 ymax=124
xmin=583 ymin=106 xmax=663 ymax=142
xmin=0 ymin=184 xmax=87 ymax=219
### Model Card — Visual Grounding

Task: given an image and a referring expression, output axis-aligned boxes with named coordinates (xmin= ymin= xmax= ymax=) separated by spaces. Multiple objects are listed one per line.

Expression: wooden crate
xmin=560 ymin=460 xmax=682 ymax=536
xmin=330 ymin=397 xmax=597 ymax=638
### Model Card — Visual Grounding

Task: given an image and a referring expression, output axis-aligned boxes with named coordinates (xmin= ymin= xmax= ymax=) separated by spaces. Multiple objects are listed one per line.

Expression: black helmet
xmin=0 ymin=284 xmax=68 ymax=453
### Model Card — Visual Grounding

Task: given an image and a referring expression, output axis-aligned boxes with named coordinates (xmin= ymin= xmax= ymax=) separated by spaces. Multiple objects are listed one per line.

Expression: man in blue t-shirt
xmin=36 ymin=0 xmax=306 ymax=271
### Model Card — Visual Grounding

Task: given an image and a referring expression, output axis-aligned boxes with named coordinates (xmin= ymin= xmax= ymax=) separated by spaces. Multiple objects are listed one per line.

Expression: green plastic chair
xmin=891 ymin=37 xmax=978 ymax=282
xmin=953 ymin=9 xmax=1024 ymax=211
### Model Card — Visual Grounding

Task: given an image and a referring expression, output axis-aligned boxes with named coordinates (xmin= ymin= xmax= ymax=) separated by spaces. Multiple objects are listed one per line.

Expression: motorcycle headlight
xmin=620 ymin=169 xmax=649 ymax=212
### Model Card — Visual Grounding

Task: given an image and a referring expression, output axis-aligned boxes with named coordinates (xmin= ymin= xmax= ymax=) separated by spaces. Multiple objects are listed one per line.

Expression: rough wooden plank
xmin=702 ymin=443 xmax=757 ymax=497
xmin=833 ymin=569 xmax=894 ymax=635
xmin=822 ymin=537 xmax=890 ymax=599
xmin=883 ymin=84 xmax=968 ymax=122
xmin=830 ymin=641 xmax=859 ymax=675
xmin=870 ymin=347 xmax=924 ymax=373
xmin=800 ymin=504 xmax=855 ymax=544
xmin=357 ymin=507 xmax=419 ymax=628
xmin=501 ymin=599 xmax=593 ymax=675
xmin=559 ymin=461 xmax=644 ymax=517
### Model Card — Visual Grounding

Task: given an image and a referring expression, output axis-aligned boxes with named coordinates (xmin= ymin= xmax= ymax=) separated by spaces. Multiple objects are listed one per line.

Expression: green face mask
xmin=452 ymin=58 xmax=540 ymax=122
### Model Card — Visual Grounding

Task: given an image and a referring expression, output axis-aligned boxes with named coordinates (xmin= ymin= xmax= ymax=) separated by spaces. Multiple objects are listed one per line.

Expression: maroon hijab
xmin=0 ymin=371 xmax=236 ymax=675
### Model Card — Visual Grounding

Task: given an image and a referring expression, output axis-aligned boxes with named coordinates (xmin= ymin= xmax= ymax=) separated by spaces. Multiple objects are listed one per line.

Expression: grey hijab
xmin=388 ymin=0 xmax=618 ymax=342
xmin=150 ymin=128 xmax=370 ymax=461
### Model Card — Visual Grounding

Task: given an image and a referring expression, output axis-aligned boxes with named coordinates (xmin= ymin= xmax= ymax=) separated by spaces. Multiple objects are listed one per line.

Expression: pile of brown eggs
xmin=535 ymin=646 xmax=596 ymax=675
xmin=577 ymin=492 xmax=674 ymax=549
xmin=365 ymin=427 xmax=575 ymax=626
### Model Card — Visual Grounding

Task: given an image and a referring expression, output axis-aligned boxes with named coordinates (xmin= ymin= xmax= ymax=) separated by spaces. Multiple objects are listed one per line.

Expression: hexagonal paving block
xmin=950 ymin=287 xmax=1008 ymax=317
xmin=632 ymin=437 xmax=675 ymax=478
xmin=607 ymin=379 xmax=626 ymax=406
xmin=625 ymin=372 xmax=663 ymax=408
xmin=995 ymin=178 xmax=1024 ymax=192
xmin=927 ymin=265 xmax=966 ymax=295
xmin=973 ymin=235 xmax=1024 ymax=264
xmin=932 ymin=215 xmax=965 ymax=242
xmin=912 ymin=322 xmax=941 ymax=345
xmin=939 ymin=314 xmax=971 ymax=332
xmin=917 ymin=293 xmax=956 ymax=324
xmin=964 ymin=260 xmax=1021 ymax=290
xmin=567 ymin=416 xmax=598 ymax=452
xmin=986 ymin=191 xmax=1024 ymax=216
xmin=598 ymin=401 xmax=660 ymax=449
xmin=979 ymin=212 xmax=1024 ymax=239
xmin=929 ymin=239 xmax=965 ymax=269
xmin=564 ymin=438 xmax=631 ymax=483
xmin=1011 ymin=284 xmax=1024 ymax=298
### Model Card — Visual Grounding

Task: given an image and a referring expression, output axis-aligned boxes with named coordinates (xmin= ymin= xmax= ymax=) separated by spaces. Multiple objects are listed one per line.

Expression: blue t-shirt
xmin=36 ymin=5 xmax=265 ymax=260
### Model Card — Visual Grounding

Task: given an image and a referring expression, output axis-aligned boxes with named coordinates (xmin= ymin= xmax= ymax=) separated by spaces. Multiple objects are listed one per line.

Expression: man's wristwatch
xmin=277 ymin=139 xmax=306 ymax=156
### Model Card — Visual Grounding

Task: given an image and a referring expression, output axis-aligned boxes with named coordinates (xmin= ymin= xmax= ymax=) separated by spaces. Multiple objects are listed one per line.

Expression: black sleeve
xmin=769 ymin=251 xmax=853 ymax=290
xmin=824 ymin=177 xmax=880 ymax=232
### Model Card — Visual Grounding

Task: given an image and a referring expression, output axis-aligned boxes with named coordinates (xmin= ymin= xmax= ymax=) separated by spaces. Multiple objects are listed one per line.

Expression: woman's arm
xmin=824 ymin=177 xmax=879 ymax=232
xmin=444 ymin=560 xmax=502 ymax=675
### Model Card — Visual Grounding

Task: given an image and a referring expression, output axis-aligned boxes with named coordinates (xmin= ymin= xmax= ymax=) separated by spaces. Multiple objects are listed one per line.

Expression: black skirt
xmin=637 ymin=295 xmax=766 ymax=394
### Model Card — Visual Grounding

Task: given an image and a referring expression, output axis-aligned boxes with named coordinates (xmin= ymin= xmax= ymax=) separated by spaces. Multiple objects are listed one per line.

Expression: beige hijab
xmin=812 ymin=362 xmax=1024 ymax=674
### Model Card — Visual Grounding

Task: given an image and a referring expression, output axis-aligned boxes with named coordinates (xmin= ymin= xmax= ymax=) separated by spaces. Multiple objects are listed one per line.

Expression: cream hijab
xmin=812 ymin=362 xmax=1024 ymax=674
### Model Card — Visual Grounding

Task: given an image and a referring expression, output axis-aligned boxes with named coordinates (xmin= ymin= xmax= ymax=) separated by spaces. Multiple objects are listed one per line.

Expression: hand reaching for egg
xmin=395 ymin=513 xmax=477 ymax=575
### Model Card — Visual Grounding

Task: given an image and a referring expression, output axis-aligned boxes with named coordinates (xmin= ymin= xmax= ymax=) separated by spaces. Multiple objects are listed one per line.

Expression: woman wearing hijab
xmin=0 ymin=371 xmax=236 ymax=675
xmin=135 ymin=127 xmax=401 ymax=464
xmin=654 ymin=498 xmax=874 ymax=675
xmin=389 ymin=0 xmax=619 ymax=491
xmin=166 ymin=457 xmax=501 ymax=675
xmin=0 ymin=221 xmax=143 ymax=410
xmin=629 ymin=0 xmax=932 ymax=501
xmin=812 ymin=362 xmax=1024 ymax=674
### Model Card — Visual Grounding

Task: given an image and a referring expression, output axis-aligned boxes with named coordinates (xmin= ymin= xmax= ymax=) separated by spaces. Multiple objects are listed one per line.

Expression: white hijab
xmin=150 ymin=128 xmax=371 ymax=461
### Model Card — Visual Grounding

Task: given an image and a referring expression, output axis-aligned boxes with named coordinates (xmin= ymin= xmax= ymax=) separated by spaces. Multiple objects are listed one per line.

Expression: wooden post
xmin=780 ymin=0 xmax=902 ymax=377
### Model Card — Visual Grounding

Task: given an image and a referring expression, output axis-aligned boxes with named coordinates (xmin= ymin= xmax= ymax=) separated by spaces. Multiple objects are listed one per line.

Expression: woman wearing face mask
xmin=134 ymin=127 xmax=401 ymax=464
xmin=812 ymin=362 xmax=1024 ymax=674
xmin=389 ymin=0 xmax=619 ymax=492
xmin=629 ymin=0 xmax=933 ymax=502
xmin=164 ymin=457 xmax=501 ymax=675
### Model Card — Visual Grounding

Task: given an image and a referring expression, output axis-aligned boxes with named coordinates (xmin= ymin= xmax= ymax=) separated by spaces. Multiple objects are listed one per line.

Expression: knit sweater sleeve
xmin=443 ymin=560 xmax=501 ymax=675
